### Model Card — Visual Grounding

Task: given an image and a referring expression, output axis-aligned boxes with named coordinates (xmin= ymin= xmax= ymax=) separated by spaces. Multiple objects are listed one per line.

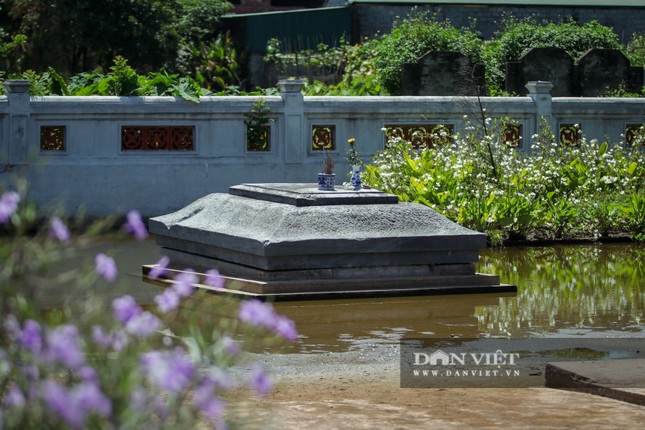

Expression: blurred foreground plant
xmin=0 ymin=190 xmax=297 ymax=429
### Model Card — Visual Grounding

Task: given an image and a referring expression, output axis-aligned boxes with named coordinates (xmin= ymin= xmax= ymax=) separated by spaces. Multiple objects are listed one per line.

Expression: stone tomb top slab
xmin=229 ymin=183 xmax=399 ymax=206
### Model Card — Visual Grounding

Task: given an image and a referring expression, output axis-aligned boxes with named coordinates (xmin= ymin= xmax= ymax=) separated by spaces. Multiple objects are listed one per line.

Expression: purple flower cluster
xmin=247 ymin=364 xmax=272 ymax=397
xmin=238 ymin=299 xmax=299 ymax=342
xmin=148 ymin=255 xmax=170 ymax=279
xmin=140 ymin=348 xmax=195 ymax=393
xmin=0 ymin=207 xmax=301 ymax=428
xmin=9 ymin=318 xmax=84 ymax=369
xmin=0 ymin=190 xmax=19 ymax=224
xmin=92 ymin=325 xmax=129 ymax=351
xmin=153 ymin=270 xmax=197 ymax=313
xmin=205 ymin=268 xmax=225 ymax=289
xmin=45 ymin=324 xmax=85 ymax=369
xmin=18 ymin=319 xmax=43 ymax=353
xmin=95 ymin=253 xmax=117 ymax=282
xmin=112 ymin=295 xmax=161 ymax=337
xmin=42 ymin=380 xmax=111 ymax=429
xmin=3 ymin=317 xmax=112 ymax=428
xmin=123 ymin=209 xmax=148 ymax=241
xmin=49 ymin=216 xmax=71 ymax=243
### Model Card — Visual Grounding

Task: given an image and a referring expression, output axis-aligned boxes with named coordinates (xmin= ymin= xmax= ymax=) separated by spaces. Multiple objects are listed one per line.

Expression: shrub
xmin=2 ymin=57 xmax=210 ymax=102
xmin=364 ymin=117 xmax=645 ymax=244
xmin=370 ymin=11 xmax=483 ymax=95
xmin=0 ymin=190 xmax=298 ymax=429
xmin=484 ymin=18 xmax=622 ymax=94
xmin=626 ymin=33 xmax=645 ymax=67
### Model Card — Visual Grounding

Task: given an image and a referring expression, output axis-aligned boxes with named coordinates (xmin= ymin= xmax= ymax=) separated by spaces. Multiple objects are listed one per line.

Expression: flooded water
xmin=274 ymin=243 xmax=645 ymax=353
xmin=38 ymin=239 xmax=645 ymax=354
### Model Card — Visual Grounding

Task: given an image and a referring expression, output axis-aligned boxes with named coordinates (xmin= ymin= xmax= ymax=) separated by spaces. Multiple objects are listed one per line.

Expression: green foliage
xmin=176 ymin=0 xmax=233 ymax=44
xmin=264 ymin=36 xmax=383 ymax=96
xmin=299 ymin=11 xmax=627 ymax=97
xmin=0 ymin=32 xmax=27 ymax=71
xmin=0 ymin=0 xmax=232 ymax=76
xmin=494 ymin=17 xmax=621 ymax=65
xmin=364 ymin=117 xmax=645 ymax=245
xmin=2 ymin=0 xmax=182 ymax=75
xmin=264 ymin=37 xmax=349 ymax=82
xmin=484 ymin=17 xmax=622 ymax=94
xmin=244 ymin=99 xmax=274 ymax=150
xmin=177 ymin=32 xmax=242 ymax=92
xmin=626 ymin=32 xmax=645 ymax=67
xmin=620 ymin=192 xmax=645 ymax=240
xmin=5 ymin=57 xmax=210 ymax=101
xmin=369 ymin=11 xmax=483 ymax=95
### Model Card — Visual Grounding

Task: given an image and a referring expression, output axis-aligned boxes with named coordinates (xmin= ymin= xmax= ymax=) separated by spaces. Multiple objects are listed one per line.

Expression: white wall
xmin=1 ymin=80 xmax=643 ymax=217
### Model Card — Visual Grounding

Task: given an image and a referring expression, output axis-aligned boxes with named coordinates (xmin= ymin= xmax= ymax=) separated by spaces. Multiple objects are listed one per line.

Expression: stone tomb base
xmin=146 ymin=184 xmax=515 ymax=299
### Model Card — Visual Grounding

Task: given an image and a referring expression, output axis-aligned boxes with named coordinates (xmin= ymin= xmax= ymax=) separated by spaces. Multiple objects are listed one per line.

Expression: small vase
xmin=318 ymin=173 xmax=335 ymax=191
xmin=351 ymin=165 xmax=362 ymax=190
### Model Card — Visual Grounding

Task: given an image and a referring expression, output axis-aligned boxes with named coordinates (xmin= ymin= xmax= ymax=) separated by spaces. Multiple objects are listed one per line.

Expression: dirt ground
xmin=228 ymin=351 xmax=645 ymax=429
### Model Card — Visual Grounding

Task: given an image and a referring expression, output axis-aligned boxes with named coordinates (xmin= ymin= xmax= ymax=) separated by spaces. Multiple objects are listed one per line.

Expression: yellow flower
xmin=347 ymin=138 xmax=355 ymax=144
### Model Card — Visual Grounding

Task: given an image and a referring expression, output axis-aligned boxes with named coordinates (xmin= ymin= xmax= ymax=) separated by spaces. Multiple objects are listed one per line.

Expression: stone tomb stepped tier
xmin=147 ymin=184 xmax=515 ymax=299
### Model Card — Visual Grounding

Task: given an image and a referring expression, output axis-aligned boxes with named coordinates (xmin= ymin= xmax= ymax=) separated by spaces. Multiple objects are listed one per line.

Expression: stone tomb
xmin=146 ymin=184 xmax=514 ymax=299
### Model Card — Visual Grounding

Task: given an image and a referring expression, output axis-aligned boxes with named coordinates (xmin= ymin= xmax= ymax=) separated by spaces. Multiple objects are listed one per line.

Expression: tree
xmin=176 ymin=0 xmax=233 ymax=44
xmin=0 ymin=0 xmax=232 ymax=76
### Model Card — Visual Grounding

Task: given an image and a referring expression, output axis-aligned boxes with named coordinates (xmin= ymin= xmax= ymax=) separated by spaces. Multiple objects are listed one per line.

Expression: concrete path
xmin=546 ymin=358 xmax=645 ymax=406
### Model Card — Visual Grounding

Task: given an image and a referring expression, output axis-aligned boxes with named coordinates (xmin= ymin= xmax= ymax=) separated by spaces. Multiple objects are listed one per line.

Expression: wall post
xmin=526 ymin=81 xmax=554 ymax=142
xmin=5 ymin=80 xmax=31 ymax=166
xmin=279 ymin=79 xmax=305 ymax=164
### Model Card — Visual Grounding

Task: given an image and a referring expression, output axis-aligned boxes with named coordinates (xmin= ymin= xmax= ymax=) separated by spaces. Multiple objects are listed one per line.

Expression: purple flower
xmin=93 ymin=325 xmax=130 ymax=351
xmin=95 ymin=253 xmax=117 ymax=282
xmin=221 ymin=336 xmax=240 ymax=356
xmin=110 ymin=330 xmax=129 ymax=351
xmin=154 ymin=289 xmax=180 ymax=313
xmin=148 ymin=256 xmax=170 ymax=279
xmin=91 ymin=326 xmax=110 ymax=348
xmin=238 ymin=299 xmax=276 ymax=328
xmin=112 ymin=295 xmax=141 ymax=325
xmin=247 ymin=364 xmax=271 ymax=397
xmin=0 ymin=191 xmax=19 ymax=224
xmin=238 ymin=299 xmax=299 ymax=341
xmin=125 ymin=311 xmax=161 ymax=338
xmin=50 ymin=217 xmax=71 ymax=243
xmin=124 ymin=210 xmax=148 ymax=241
xmin=140 ymin=348 xmax=195 ymax=393
xmin=172 ymin=271 xmax=196 ymax=297
xmin=272 ymin=315 xmax=299 ymax=342
xmin=45 ymin=325 xmax=84 ymax=369
xmin=79 ymin=366 xmax=98 ymax=383
xmin=153 ymin=396 xmax=170 ymax=420
xmin=42 ymin=380 xmax=83 ymax=428
xmin=4 ymin=385 xmax=25 ymax=408
xmin=198 ymin=396 xmax=226 ymax=422
xmin=41 ymin=380 xmax=111 ymax=429
xmin=71 ymin=381 xmax=111 ymax=419
xmin=205 ymin=269 xmax=225 ymax=289
xmin=19 ymin=319 xmax=43 ymax=353
xmin=202 ymin=368 xmax=233 ymax=392
xmin=193 ymin=379 xmax=226 ymax=422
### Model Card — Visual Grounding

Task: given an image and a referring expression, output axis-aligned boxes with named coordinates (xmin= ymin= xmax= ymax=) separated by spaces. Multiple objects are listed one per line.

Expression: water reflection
xmin=38 ymin=239 xmax=645 ymax=353
xmin=475 ymin=244 xmax=645 ymax=338
xmin=272 ymin=294 xmax=513 ymax=353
